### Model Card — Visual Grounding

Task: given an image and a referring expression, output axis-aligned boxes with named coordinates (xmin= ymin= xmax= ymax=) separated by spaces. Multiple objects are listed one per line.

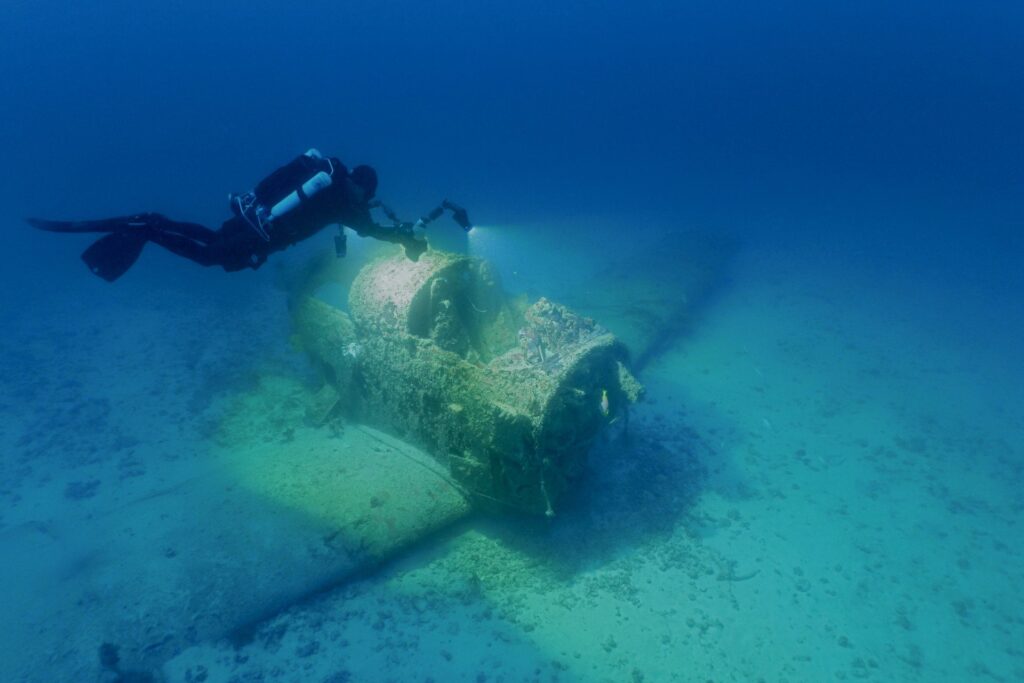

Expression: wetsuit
xmin=29 ymin=154 xmax=424 ymax=281
xmin=138 ymin=172 xmax=417 ymax=271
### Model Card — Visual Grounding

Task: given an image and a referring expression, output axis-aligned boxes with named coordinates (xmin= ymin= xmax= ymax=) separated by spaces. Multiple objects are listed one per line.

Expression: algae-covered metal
xmin=293 ymin=251 xmax=643 ymax=515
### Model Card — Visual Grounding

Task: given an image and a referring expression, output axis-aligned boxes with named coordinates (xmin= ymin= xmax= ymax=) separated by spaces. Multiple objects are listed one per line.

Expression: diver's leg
xmin=35 ymin=212 xmax=258 ymax=270
xmin=80 ymin=227 xmax=229 ymax=281
xmin=143 ymin=230 xmax=225 ymax=267
xmin=144 ymin=226 xmax=261 ymax=271
xmin=154 ymin=219 xmax=219 ymax=243
xmin=85 ymin=215 xmax=227 ymax=265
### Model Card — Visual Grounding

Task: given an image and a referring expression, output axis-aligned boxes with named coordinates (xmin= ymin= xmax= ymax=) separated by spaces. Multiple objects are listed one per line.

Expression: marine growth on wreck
xmin=292 ymin=250 xmax=644 ymax=515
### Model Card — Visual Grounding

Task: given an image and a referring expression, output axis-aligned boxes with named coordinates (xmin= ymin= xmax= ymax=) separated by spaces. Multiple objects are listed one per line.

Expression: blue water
xmin=1 ymin=2 xmax=1021 ymax=681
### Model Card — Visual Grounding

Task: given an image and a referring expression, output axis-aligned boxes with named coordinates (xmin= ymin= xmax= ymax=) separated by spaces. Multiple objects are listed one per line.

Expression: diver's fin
xmin=27 ymin=215 xmax=157 ymax=233
xmin=81 ymin=232 xmax=148 ymax=282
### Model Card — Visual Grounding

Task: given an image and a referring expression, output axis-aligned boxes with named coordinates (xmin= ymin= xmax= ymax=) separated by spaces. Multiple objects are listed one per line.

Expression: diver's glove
xmin=397 ymin=221 xmax=428 ymax=261
xmin=403 ymin=237 xmax=427 ymax=262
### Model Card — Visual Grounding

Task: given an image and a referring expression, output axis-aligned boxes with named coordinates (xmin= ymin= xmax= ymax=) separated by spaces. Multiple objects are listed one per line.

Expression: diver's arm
xmin=361 ymin=224 xmax=415 ymax=244
xmin=348 ymin=212 xmax=413 ymax=245
xmin=348 ymin=201 xmax=421 ymax=242
xmin=346 ymin=203 xmax=426 ymax=260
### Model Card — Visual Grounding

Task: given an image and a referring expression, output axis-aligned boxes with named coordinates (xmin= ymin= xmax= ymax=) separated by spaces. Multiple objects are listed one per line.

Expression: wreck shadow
xmin=632 ymin=267 xmax=740 ymax=374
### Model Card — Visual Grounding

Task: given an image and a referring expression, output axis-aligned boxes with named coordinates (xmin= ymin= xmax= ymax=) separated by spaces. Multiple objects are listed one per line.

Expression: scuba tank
xmin=232 ymin=149 xmax=340 ymax=241
xmin=268 ymin=170 xmax=333 ymax=221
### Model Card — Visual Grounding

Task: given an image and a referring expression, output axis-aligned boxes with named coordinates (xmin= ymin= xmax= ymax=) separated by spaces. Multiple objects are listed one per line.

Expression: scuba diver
xmin=28 ymin=149 xmax=473 ymax=282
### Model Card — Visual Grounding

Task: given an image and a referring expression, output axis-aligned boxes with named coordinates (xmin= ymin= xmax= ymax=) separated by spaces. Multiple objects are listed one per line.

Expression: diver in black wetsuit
xmin=28 ymin=149 xmax=469 ymax=282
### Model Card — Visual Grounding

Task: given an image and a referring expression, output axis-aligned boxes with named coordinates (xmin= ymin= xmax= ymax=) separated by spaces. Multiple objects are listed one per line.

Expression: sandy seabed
xmin=2 ymin=244 xmax=1021 ymax=683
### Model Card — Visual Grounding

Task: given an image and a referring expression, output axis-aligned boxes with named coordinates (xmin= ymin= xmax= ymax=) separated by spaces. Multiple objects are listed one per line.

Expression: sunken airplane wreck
xmin=5 ymin=238 xmax=731 ymax=682
xmin=292 ymin=249 xmax=645 ymax=516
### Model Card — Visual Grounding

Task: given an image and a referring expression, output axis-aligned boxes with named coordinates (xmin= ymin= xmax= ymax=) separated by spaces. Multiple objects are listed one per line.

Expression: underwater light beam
xmin=465 ymin=224 xmax=496 ymax=256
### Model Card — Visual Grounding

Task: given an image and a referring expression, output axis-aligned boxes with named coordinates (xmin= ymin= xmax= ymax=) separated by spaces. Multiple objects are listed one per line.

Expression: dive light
xmin=442 ymin=200 xmax=473 ymax=232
